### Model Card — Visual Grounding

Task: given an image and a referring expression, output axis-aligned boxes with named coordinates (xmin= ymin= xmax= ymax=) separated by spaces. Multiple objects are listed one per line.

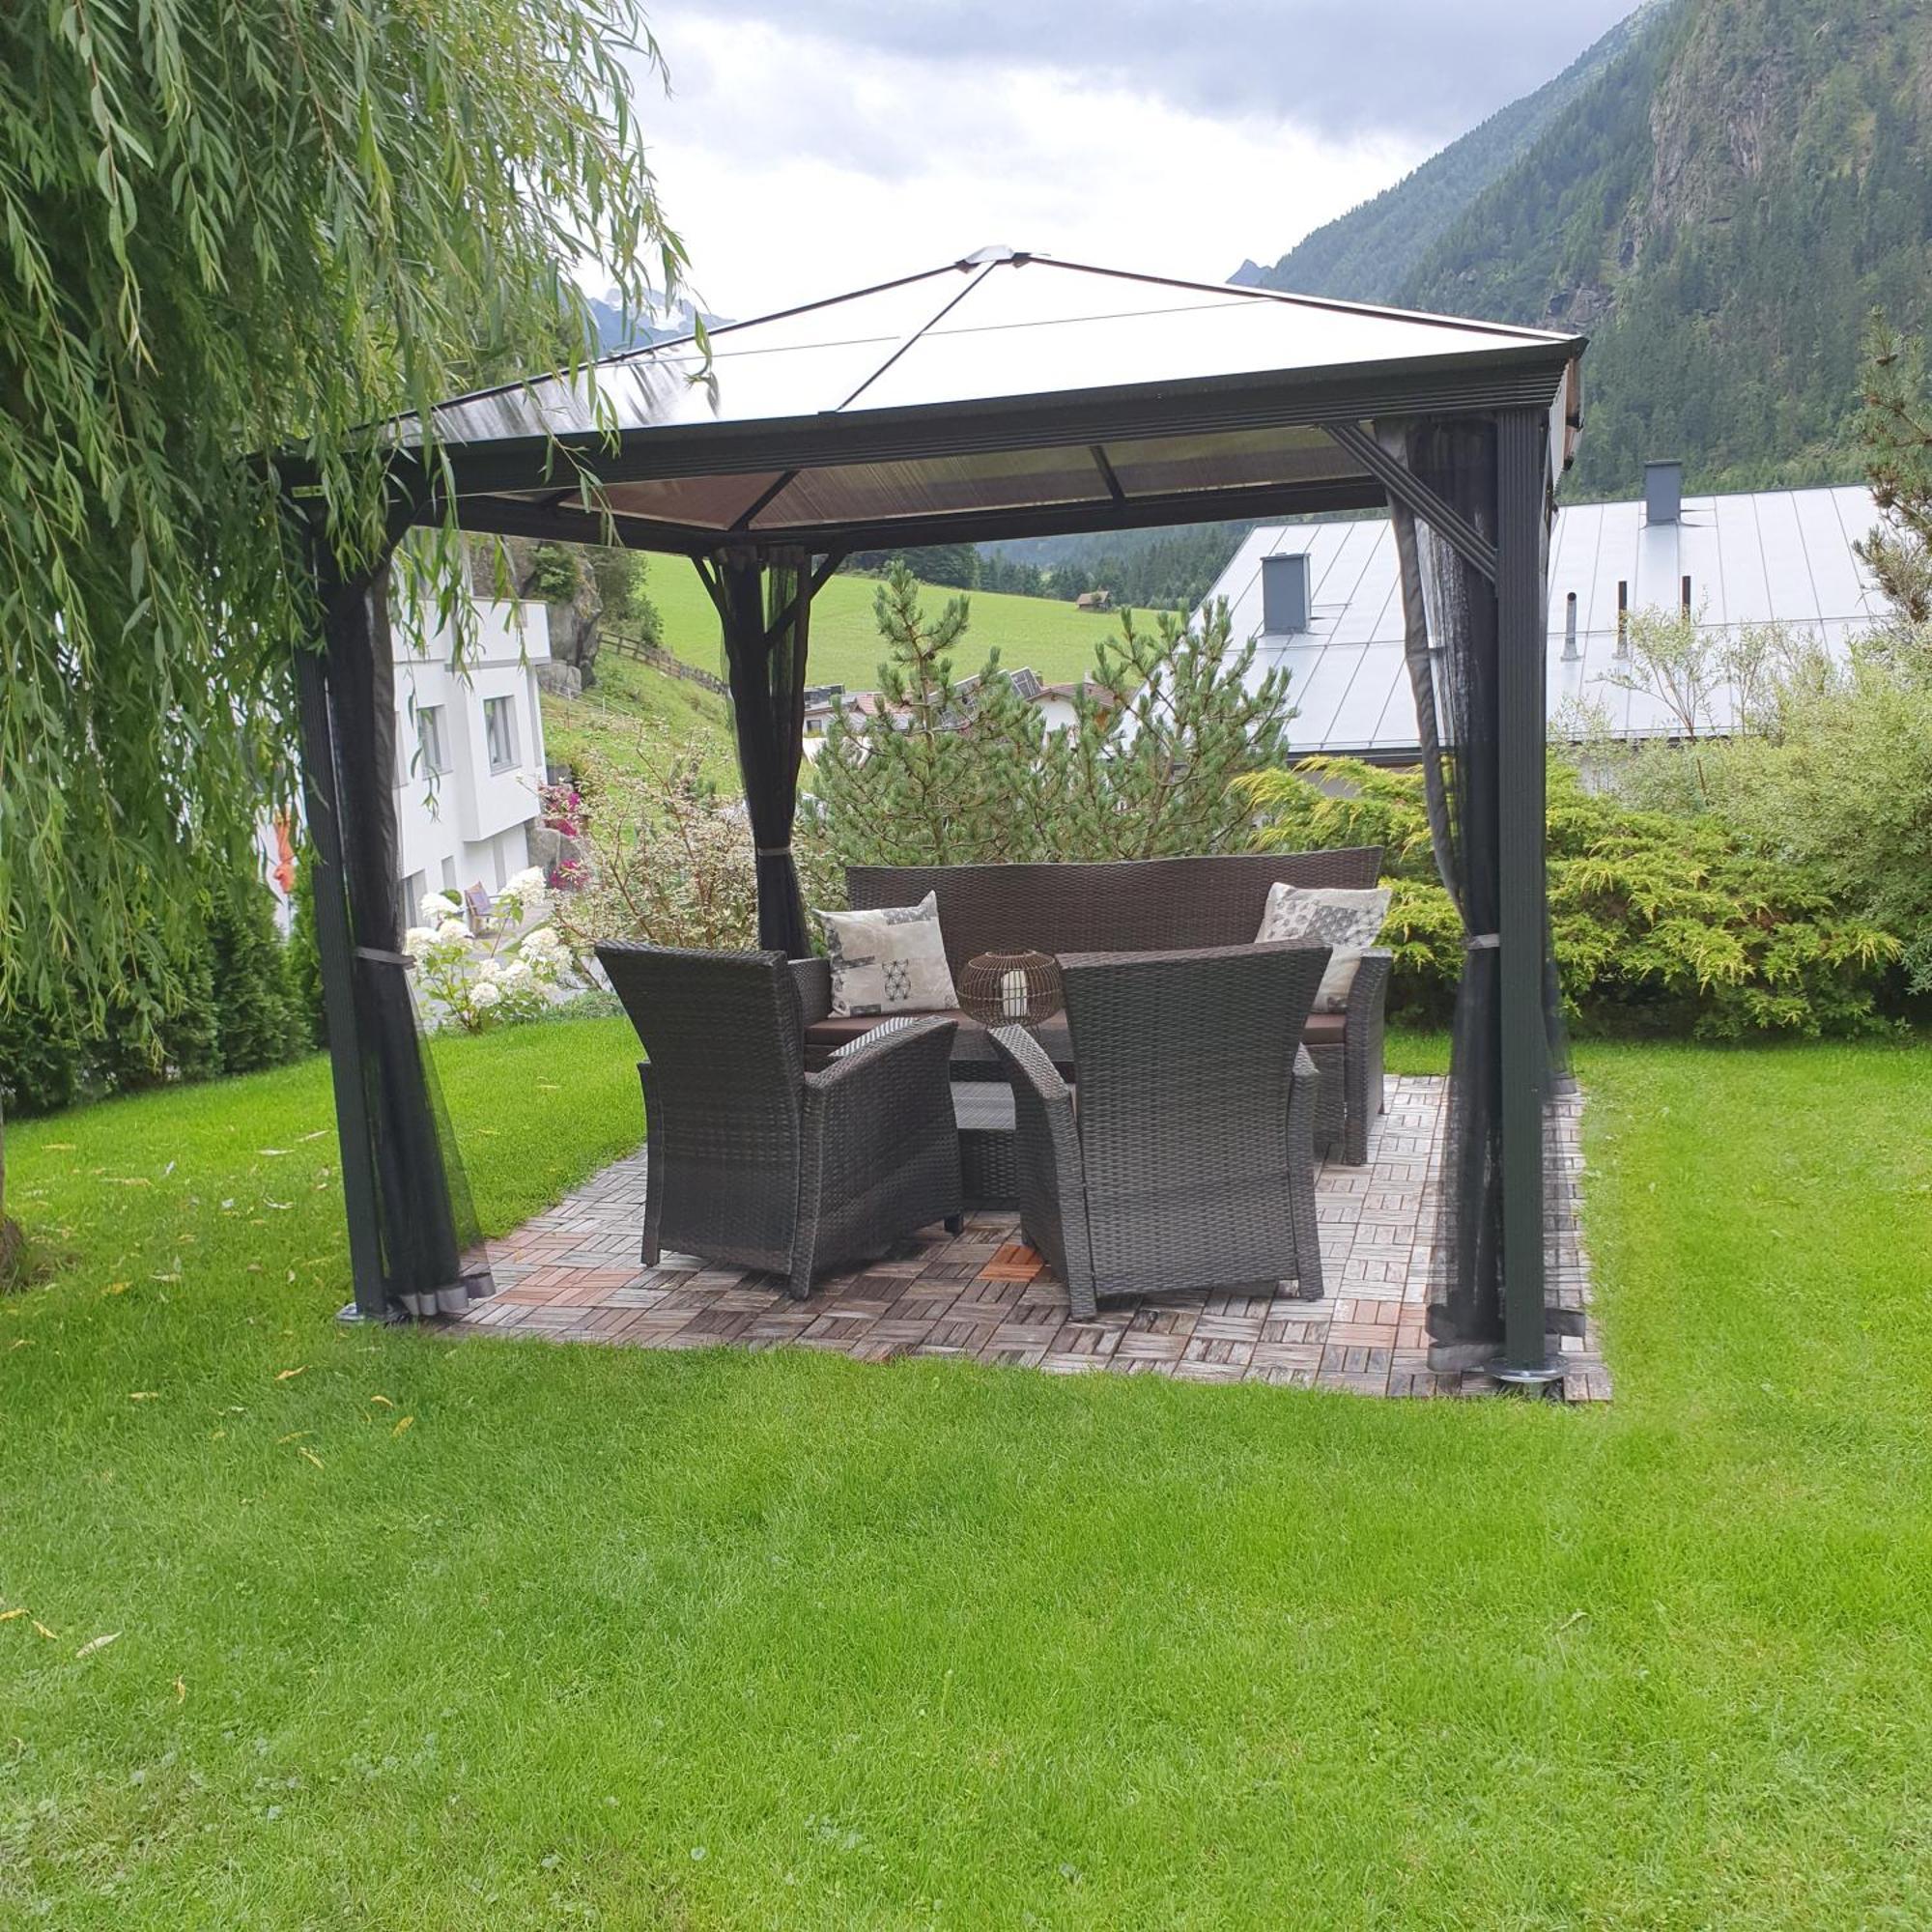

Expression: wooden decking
xmin=450 ymin=1076 xmax=1608 ymax=1401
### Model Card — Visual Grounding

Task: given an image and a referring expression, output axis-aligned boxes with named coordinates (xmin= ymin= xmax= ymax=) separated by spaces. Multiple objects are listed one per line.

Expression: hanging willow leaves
xmin=0 ymin=0 xmax=686 ymax=1026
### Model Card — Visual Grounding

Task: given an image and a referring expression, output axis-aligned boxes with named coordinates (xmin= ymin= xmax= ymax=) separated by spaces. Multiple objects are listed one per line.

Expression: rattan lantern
xmin=957 ymin=950 xmax=1064 ymax=1030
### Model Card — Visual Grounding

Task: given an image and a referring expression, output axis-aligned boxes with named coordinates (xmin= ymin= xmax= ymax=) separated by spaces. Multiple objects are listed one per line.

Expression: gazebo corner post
xmin=1492 ymin=406 xmax=1561 ymax=1386
xmin=294 ymin=562 xmax=388 ymax=1321
xmin=297 ymin=527 xmax=469 ymax=1322
xmin=711 ymin=543 xmax=822 ymax=960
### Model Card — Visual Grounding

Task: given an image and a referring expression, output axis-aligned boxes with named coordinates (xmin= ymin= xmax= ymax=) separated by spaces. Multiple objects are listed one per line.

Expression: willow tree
xmin=0 ymin=0 xmax=686 ymax=1273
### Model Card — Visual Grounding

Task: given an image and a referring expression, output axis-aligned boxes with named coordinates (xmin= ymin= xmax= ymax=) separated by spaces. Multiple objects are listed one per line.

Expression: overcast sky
xmin=633 ymin=2 xmax=1636 ymax=320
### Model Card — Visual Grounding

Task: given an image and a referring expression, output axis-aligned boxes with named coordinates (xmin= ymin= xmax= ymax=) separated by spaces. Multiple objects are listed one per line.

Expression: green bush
xmin=1242 ymin=757 xmax=1901 ymax=1038
xmin=286 ymin=841 xmax=328 ymax=1050
xmin=209 ymin=878 xmax=304 ymax=1073
xmin=0 ymin=862 xmax=306 ymax=1116
xmin=0 ymin=987 xmax=82 ymax=1117
xmin=1610 ymin=639 xmax=1932 ymax=1002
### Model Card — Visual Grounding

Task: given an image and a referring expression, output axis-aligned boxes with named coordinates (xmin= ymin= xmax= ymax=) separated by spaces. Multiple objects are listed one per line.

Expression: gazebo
xmin=280 ymin=247 xmax=1585 ymax=1381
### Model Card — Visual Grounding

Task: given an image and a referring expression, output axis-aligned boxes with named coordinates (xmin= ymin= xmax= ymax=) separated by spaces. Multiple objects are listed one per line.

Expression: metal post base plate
xmin=1490 ymin=1359 xmax=1567 ymax=1391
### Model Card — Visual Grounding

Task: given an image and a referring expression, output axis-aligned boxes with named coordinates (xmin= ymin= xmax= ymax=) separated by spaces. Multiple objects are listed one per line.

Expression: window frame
xmin=416 ymin=703 xmax=449 ymax=778
xmin=483 ymin=695 xmax=518 ymax=775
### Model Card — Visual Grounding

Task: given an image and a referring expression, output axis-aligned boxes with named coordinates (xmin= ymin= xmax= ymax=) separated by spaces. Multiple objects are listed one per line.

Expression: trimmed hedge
xmin=0 ymin=874 xmax=306 ymax=1117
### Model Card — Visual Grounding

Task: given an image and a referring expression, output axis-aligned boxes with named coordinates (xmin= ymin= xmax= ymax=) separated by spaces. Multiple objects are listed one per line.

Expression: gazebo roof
xmin=382 ymin=247 xmax=1583 ymax=557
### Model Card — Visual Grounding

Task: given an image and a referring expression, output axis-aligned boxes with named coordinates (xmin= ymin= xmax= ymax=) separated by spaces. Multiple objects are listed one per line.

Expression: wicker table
xmin=952 ymin=1078 xmax=1021 ymax=1208
xmin=831 ymin=1018 xmax=1028 ymax=1207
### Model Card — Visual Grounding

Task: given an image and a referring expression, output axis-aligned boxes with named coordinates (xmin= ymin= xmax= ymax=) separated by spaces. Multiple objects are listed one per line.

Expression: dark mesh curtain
xmin=1387 ymin=420 xmax=1573 ymax=1371
xmin=316 ymin=564 xmax=491 ymax=1318
xmin=720 ymin=550 xmax=812 ymax=958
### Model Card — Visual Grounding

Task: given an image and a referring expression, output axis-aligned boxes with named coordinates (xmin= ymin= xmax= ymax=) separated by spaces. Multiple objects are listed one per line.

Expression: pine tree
xmin=814 ymin=571 xmax=1297 ymax=872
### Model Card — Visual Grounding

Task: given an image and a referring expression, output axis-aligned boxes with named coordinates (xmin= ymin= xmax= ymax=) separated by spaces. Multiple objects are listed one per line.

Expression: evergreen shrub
xmin=1241 ymin=757 xmax=1901 ymax=1038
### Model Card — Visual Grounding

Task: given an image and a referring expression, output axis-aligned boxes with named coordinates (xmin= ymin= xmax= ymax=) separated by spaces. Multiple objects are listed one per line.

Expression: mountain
xmin=583 ymin=291 xmax=727 ymax=354
xmin=1247 ymin=0 xmax=1932 ymax=498
xmin=1252 ymin=8 xmax=1657 ymax=305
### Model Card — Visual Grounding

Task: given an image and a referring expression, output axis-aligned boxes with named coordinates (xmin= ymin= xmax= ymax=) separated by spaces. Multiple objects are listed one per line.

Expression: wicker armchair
xmin=986 ymin=944 xmax=1329 ymax=1320
xmin=597 ymin=943 xmax=963 ymax=1299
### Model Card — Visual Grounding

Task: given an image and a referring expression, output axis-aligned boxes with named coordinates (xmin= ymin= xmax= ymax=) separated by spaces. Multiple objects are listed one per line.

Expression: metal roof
xmin=340 ymin=247 xmax=1582 ymax=558
xmin=1208 ymin=484 xmax=1885 ymax=753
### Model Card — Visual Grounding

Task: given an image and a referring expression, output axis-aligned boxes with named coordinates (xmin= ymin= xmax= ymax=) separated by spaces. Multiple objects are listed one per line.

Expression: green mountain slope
xmin=1251 ymin=8 xmax=1656 ymax=304
xmin=1251 ymin=0 xmax=1932 ymax=498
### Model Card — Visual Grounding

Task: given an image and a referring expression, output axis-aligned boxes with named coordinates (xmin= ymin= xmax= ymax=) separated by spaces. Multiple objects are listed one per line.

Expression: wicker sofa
xmin=794 ymin=848 xmax=1391 ymax=1166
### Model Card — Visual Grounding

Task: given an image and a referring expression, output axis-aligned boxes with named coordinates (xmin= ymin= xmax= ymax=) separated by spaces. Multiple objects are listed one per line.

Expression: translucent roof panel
xmin=394 ymin=247 xmax=1582 ymax=555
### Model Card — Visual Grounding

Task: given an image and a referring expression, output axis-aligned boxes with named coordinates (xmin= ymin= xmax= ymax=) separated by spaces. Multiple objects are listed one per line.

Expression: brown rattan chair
xmin=986 ymin=943 xmax=1329 ymax=1320
xmin=597 ymin=942 xmax=963 ymax=1299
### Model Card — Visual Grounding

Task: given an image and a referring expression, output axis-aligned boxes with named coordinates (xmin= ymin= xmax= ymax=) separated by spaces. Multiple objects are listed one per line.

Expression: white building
xmin=1203 ymin=467 xmax=1887 ymax=759
xmin=261 ymin=596 xmax=554 ymax=929
xmin=390 ymin=597 xmax=553 ymax=922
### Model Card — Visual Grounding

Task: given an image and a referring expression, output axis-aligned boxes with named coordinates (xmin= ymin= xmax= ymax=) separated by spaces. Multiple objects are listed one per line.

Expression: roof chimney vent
xmin=1262 ymin=552 xmax=1311 ymax=636
xmin=1644 ymin=459 xmax=1683 ymax=526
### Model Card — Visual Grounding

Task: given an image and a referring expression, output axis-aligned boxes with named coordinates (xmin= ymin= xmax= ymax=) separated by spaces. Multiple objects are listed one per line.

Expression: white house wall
xmin=391 ymin=597 xmax=551 ymax=918
xmin=1206 ymin=484 xmax=1887 ymax=756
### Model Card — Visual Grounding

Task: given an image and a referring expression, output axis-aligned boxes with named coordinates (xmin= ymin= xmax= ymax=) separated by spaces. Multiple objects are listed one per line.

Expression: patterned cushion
xmin=815 ymin=893 xmax=959 ymax=1017
xmin=1255 ymin=883 xmax=1391 ymax=1012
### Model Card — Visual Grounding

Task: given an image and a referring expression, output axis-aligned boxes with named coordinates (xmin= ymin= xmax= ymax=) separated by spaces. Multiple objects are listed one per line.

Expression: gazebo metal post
xmin=298 ymin=551 xmax=464 ymax=1320
xmin=1493 ymin=406 xmax=1557 ymax=1381
xmin=295 ymin=614 xmax=385 ymax=1316
xmin=702 ymin=545 xmax=837 ymax=958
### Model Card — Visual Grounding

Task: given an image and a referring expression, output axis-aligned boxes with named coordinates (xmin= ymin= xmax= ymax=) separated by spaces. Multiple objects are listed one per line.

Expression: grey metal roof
xmin=357 ymin=247 xmax=1582 ymax=558
xmin=1208 ymin=484 xmax=1886 ymax=753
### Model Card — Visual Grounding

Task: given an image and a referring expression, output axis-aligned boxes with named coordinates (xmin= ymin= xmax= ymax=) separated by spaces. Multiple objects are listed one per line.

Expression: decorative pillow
xmin=815 ymin=893 xmax=959 ymax=1017
xmin=1255 ymin=883 xmax=1392 ymax=1012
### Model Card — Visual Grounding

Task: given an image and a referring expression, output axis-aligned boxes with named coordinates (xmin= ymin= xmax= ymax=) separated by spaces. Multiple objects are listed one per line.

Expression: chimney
xmin=1563 ymin=591 xmax=1580 ymax=661
xmin=1644 ymin=459 xmax=1683 ymax=526
xmin=1262 ymin=552 xmax=1311 ymax=635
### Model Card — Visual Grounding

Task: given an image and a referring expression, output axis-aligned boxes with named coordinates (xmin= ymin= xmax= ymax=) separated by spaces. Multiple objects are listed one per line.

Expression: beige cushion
xmin=1255 ymin=883 xmax=1391 ymax=1011
xmin=815 ymin=893 xmax=958 ymax=1016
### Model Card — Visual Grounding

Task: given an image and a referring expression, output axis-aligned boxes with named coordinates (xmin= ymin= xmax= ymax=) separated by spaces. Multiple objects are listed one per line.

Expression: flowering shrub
xmin=551 ymin=739 xmax=842 ymax=954
xmin=402 ymin=869 xmax=576 ymax=1033
xmin=538 ymin=780 xmax=584 ymax=838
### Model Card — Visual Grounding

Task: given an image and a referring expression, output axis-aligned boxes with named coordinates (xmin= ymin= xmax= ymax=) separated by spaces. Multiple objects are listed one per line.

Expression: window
xmin=400 ymin=869 xmax=426 ymax=931
xmin=484 ymin=696 xmax=518 ymax=774
xmin=417 ymin=704 xmax=449 ymax=777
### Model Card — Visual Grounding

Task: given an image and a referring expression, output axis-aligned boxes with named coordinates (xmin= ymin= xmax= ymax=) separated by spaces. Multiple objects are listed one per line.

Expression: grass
xmin=539 ymin=646 xmax=738 ymax=788
xmin=2 ymin=1027 xmax=1930 ymax=1925
xmin=647 ymin=563 xmax=1123 ymax=695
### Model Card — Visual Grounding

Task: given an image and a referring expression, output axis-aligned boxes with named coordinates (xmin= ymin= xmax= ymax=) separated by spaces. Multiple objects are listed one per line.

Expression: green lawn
xmin=3 ymin=1029 xmax=1930 ymax=1926
xmin=649 ymin=563 xmax=1123 ymax=694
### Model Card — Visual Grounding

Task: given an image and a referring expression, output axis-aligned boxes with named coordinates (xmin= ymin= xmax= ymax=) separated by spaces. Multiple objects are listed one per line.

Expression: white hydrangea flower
xmin=436 ymin=918 xmax=470 ymax=946
xmin=506 ymin=867 xmax=546 ymax=897
xmin=519 ymin=924 xmax=560 ymax=956
xmin=419 ymin=891 xmax=462 ymax=924
xmin=402 ymin=925 xmax=436 ymax=960
xmin=476 ymin=957 xmax=501 ymax=980
xmin=469 ymin=980 xmax=502 ymax=1009
xmin=500 ymin=960 xmax=533 ymax=987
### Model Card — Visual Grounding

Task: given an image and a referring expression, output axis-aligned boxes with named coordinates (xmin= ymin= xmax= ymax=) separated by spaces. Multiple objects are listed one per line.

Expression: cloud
xmin=637 ymin=16 xmax=1430 ymax=318
xmin=659 ymin=1 xmax=1640 ymax=145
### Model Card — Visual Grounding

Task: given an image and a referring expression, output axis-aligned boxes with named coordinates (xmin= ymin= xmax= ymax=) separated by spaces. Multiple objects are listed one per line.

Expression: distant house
xmin=801 ymin=683 xmax=846 ymax=745
xmin=1200 ymin=466 xmax=1885 ymax=760
xmin=810 ymin=666 xmax=1119 ymax=748
xmin=1074 ymin=589 xmax=1113 ymax=612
